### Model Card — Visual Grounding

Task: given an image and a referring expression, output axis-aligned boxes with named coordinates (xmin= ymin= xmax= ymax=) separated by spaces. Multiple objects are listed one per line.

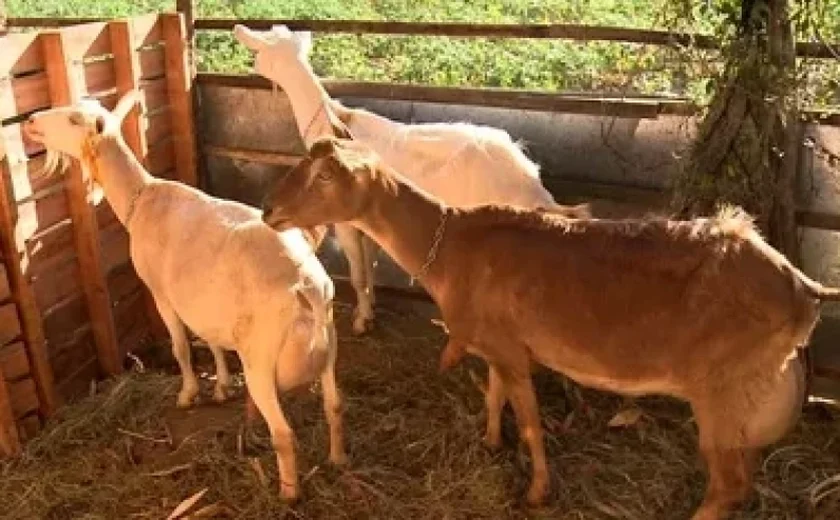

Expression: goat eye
xmin=68 ymin=113 xmax=84 ymax=126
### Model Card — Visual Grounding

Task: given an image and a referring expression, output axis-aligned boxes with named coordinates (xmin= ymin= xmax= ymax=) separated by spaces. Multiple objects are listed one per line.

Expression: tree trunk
xmin=672 ymin=0 xmax=800 ymax=261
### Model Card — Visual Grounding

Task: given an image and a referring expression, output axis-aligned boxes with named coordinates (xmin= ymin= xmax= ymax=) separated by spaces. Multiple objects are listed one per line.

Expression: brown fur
xmin=262 ymin=136 xmax=833 ymax=519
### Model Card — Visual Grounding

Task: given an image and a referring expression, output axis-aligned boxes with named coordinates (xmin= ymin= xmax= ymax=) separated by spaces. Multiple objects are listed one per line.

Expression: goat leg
xmin=242 ymin=359 xmax=299 ymax=502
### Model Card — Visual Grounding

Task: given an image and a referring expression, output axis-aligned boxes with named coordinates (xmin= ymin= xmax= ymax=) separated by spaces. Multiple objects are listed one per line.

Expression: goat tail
xmin=793 ymin=267 xmax=840 ymax=301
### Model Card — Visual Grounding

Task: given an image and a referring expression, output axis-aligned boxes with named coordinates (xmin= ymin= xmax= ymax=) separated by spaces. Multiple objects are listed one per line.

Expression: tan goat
xmin=24 ymin=93 xmax=346 ymax=501
xmin=260 ymin=136 xmax=835 ymax=520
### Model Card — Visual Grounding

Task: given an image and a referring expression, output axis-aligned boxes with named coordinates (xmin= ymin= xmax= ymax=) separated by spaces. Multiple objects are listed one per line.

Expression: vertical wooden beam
xmin=175 ymin=0 xmax=196 ymax=64
xmin=109 ymin=19 xmax=168 ymax=343
xmin=0 ymin=367 xmax=21 ymax=456
xmin=41 ymin=32 xmax=123 ymax=376
xmin=0 ymin=103 xmax=57 ymax=420
xmin=162 ymin=13 xmax=198 ymax=188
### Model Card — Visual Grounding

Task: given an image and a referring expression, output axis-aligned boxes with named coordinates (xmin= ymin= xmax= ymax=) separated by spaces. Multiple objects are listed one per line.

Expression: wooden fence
xmin=0 ymin=13 xmax=196 ymax=456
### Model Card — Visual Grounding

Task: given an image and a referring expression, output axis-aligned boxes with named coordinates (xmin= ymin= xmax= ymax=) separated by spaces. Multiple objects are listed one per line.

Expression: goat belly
xmin=449 ymin=217 xmax=794 ymax=399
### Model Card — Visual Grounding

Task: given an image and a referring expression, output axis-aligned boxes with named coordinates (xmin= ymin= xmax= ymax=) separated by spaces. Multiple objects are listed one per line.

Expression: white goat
xmin=233 ymin=25 xmax=581 ymax=334
xmin=24 ymin=92 xmax=346 ymax=501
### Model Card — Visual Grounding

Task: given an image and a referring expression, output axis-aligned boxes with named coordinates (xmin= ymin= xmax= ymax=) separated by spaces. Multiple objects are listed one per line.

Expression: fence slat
xmin=0 ymin=376 xmax=20 ymax=456
xmin=0 ymin=72 xmax=58 ymax=421
xmin=41 ymin=32 xmax=122 ymax=377
xmin=108 ymin=19 xmax=168 ymax=343
xmin=162 ymin=13 xmax=198 ymax=187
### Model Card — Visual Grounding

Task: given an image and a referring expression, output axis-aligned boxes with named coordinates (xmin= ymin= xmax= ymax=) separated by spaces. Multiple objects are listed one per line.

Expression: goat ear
xmin=329 ymin=140 xmax=377 ymax=176
xmin=233 ymin=24 xmax=266 ymax=50
xmin=112 ymin=90 xmax=140 ymax=124
xmin=292 ymin=31 xmax=313 ymax=56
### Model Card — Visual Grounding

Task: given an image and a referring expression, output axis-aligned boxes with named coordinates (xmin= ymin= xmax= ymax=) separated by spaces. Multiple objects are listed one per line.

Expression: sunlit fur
xmin=25 ymin=95 xmax=347 ymax=502
xmin=234 ymin=24 xmax=586 ymax=335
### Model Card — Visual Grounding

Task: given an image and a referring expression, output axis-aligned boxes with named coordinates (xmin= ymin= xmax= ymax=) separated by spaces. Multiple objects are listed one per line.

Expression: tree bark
xmin=672 ymin=0 xmax=800 ymax=261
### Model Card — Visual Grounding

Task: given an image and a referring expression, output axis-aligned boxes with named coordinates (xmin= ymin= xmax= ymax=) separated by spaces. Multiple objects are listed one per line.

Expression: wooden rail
xmin=8 ymin=17 xmax=840 ymax=59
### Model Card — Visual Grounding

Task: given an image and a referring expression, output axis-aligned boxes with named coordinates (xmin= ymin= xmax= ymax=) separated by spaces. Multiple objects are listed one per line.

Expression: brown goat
xmin=261 ymin=136 xmax=836 ymax=520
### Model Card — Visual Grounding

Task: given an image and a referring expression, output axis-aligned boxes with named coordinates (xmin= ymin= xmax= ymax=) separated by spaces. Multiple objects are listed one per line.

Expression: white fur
xmin=24 ymin=93 xmax=346 ymax=500
xmin=234 ymin=24 xmax=557 ymax=333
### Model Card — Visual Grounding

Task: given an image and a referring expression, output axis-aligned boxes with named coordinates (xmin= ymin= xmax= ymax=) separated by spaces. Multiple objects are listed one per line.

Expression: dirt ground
xmin=1 ymin=294 xmax=840 ymax=519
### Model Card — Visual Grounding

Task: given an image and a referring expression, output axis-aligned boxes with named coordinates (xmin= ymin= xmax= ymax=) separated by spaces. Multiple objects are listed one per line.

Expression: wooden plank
xmin=162 ymin=13 xmax=198 ymax=187
xmin=59 ymin=22 xmax=111 ymax=61
xmin=140 ymin=76 xmax=169 ymax=114
xmin=7 ymin=18 xmax=102 ymax=29
xmin=145 ymin=109 xmax=172 ymax=145
xmin=42 ymin=293 xmax=88 ymax=348
xmin=131 ymin=14 xmax=163 ymax=48
xmin=7 ymin=17 xmax=839 ymax=59
xmin=0 ymin=266 xmax=10 ymax=303
xmin=197 ymin=74 xmax=690 ymax=118
xmin=204 ymin=144 xmax=302 ymax=167
xmin=9 ymin=155 xmax=65 ymax=203
xmin=138 ymin=46 xmax=166 ymax=80
xmin=16 ymin=413 xmax=41 ymax=442
xmin=50 ymin=327 xmax=95 ymax=390
xmin=796 ymin=210 xmax=840 ymax=232
xmin=109 ymin=19 xmax=148 ymax=172
xmin=0 ymin=304 xmax=22 ymax=346
xmin=0 ymin=342 xmax=30 ymax=381
xmin=31 ymin=259 xmax=82 ymax=311
xmin=0 ymin=375 xmax=21 ymax=455
xmin=0 ymin=79 xmax=57 ymax=418
xmin=147 ymin=138 xmax=175 ymax=177
xmin=0 ymin=32 xmax=44 ymax=77
xmin=16 ymin=188 xmax=70 ymax=239
xmin=5 ymin=72 xmax=51 ymax=119
xmin=42 ymin=32 xmax=122 ymax=377
xmin=9 ymin=377 xmax=39 ymax=418
xmin=108 ymin=261 xmax=143 ymax=305
xmin=1 ymin=122 xmax=45 ymax=158
xmin=23 ymin=219 xmax=76 ymax=273
xmin=82 ymin=59 xmax=117 ymax=98
xmin=99 ymin=222 xmax=130 ymax=274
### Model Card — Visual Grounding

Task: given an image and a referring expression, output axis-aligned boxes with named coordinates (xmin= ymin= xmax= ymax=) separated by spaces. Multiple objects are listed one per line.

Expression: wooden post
xmin=0 ymin=105 xmax=58 ymax=419
xmin=0 ymin=371 xmax=21 ymax=456
xmin=162 ymin=13 xmax=198 ymax=187
xmin=108 ymin=19 xmax=168 ymax=342
xmin=175 ymin=0 xmax=196 ymax=67
xmin=41 ymin=32 xmax=123 ymax=376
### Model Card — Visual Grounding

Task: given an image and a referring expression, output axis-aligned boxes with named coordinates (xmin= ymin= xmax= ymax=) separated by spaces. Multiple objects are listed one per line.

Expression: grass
xmin=1 ymin=296 xmax=839 ymax=519
xmin=6 ymin=0 xmax=839 ymax=105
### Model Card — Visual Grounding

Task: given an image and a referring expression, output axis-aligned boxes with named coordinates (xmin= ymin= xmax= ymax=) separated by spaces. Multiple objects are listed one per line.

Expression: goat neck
xmin=82 ymin=134 xmax=152 ymax=228
xmin=266 ymin=54 xmax=344 ymax=147
xmin=352 ymin=175 xmax=450 ymax=302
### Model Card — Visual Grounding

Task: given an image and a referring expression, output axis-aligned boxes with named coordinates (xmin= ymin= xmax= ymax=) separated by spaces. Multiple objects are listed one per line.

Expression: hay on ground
xmin=1 ymin=296 xmax=839 ymax=519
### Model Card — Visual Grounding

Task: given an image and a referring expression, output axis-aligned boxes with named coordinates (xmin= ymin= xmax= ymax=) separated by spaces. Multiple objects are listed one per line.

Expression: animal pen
xmin=1 ymin=3 xmax=840 ymax=518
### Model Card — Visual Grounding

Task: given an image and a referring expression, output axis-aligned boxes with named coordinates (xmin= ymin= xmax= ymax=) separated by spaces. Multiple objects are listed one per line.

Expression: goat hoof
xmin=213 ymin=385 xmax=229 ymax=403
xmin=330 ymin=451 xmax=349 ymax=467
xmin=483 ymin=434 xmax=502 ymax=452
xmin=351 ymin=316 xmax=374 ymax=335
xmin=280 ymin=483 xmax=300 ymax=504
xmin=525 ymin=481 xmax=548 ymax=507
xmin=176 ymin=392 xmax=197 ymax=409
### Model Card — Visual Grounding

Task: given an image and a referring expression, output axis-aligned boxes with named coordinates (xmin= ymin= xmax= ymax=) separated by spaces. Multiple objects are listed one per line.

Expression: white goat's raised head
xmin=24 ymin=90 xmax=139 ymax=160
xmin=23 ymin=90 xmax=139 ymax=178
xmin=233 ymin=24 xmax=313 ymax=79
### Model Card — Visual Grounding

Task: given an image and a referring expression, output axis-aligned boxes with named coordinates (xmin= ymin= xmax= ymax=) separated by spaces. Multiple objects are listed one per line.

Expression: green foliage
xmin=5 ymin=0 xmax=839 ymax=107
